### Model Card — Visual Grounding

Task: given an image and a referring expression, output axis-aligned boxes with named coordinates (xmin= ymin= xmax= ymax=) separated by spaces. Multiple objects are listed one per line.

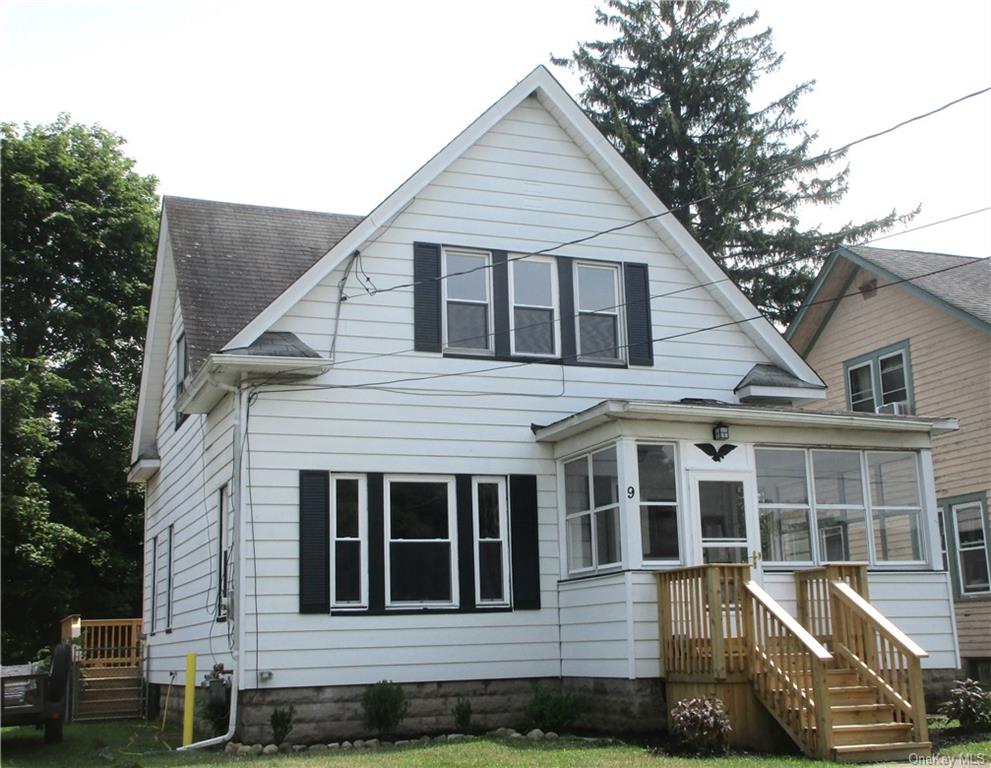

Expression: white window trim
xmin=217 ymin=484 xmax=230 ymax=620
xmin=755 ymin=447 xmax=816 ymax=567
xmin=637 ymin=442 xmax=683 ymax=565
xmin=866 ymin=451 xmax=926 ymax=566
xmin=952 ymin=501 xmax=991 ymax=595
xmin=564 ymin=445 xmax=623 ymax=575
xmin=810 ymin=448 xmax=869 ymax=565
xmin=441 ymin=248 xmax=493 ymax=354
xmin=472 ymin=476 xmax=510 ymax=606
xmin=166 ymin=524 xmax=174 ymax=630
xmin=149 ymin=534 xmax=158 ymax=633
xmin=384 ymin=475 xmax=459 ymax=608
xmin=937 ymin=508 xmax=949 ymax=572
xmin=508 ymin=255 xmax=560 ymax=358
xmin=331 ymin=474 xmax=369 ymax=609
xmin=574 ymin=261 xmax=625 ymax=363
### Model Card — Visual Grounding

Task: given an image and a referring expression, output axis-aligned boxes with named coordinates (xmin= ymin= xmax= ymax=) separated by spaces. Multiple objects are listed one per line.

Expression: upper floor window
xmin=443 ymin=249 xmax=491 ymax=352
xmin=564 ymin=445 xmax=621 ymax=574
xmin=176 ymin=333 xmax=188 ymax=395
xmin=844 ymin=342 xmax=913 ymax=415
xmin=576 ymin=263 xmax=623 ymax=362
xmin=509 ymin=256 xmax=558 ymax=357
xmin=953 ymin=501 xmax=990 ymax=595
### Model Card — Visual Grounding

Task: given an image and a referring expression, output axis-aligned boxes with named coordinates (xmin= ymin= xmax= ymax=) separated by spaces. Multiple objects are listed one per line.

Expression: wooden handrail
xmin=77 ymin=618 xmax=143 ymax=668
xmin=830 ymin=582 xmax=928 ymax=659
xmin=794 ymin=564 xmax=868 ymax=644
xmin=747 ymin=582 xmax=833 ymax=661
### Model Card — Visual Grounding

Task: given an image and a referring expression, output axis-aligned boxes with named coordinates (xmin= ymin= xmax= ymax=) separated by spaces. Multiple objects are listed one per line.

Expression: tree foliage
xmin=2 ymin=115 xmax=159 ymax=661
xmin=553 ymin=0 xmax=912 ymax=324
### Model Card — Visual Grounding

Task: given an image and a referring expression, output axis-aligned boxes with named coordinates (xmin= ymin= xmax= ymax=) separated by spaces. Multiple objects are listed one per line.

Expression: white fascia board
xmin=533 ymin=399 xmax=959 ymax=443
xmin=735 ymin=385 xmax=827 ymax=401
xmin=177 ymin=354 xmax=330 ymax=414
xmin=127 ymin=458 xmax=161 ymax=484
xmin=130 ymin=212 xmax=175 ymax=464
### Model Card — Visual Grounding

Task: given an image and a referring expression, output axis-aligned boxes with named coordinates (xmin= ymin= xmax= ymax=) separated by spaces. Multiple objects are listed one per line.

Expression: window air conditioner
xmin=876 ymin=402 xmax=908 ymax=415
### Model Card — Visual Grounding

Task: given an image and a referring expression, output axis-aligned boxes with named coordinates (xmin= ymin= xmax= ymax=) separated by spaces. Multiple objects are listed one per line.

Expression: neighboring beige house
xmin=787 ymin=245 xmax=991 ymax=684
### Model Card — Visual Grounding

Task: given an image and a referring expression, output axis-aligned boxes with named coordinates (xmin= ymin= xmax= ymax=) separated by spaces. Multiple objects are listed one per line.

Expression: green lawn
xmin=3 ymin=720 xmax=988 ymax=768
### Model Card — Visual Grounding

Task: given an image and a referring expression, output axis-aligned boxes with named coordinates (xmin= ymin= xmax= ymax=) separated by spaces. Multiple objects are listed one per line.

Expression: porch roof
xmin=531 ymin=399 xmax=959 ymax=443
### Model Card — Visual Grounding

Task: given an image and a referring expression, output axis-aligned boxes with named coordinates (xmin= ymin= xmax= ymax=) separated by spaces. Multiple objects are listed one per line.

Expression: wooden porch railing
xmin=745 ymin=580 xmax=834 ymax=760
xmin=829 ymin=580 xmax=929 ymax=744
xmin=794 ymin=563 xmax=869 ymax=645
xmin=657 ymin=565 xmax=750 ymax=681
xmin=60 ymin=617 xmax=142 ymax=668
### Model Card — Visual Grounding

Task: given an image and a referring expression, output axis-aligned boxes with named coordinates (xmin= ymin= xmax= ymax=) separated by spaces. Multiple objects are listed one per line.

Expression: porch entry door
xmin=689 ymin=471 xmax=763 ymax=582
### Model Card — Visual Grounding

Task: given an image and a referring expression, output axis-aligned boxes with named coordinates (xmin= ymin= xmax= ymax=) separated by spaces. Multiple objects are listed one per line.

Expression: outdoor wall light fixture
xmin=712 ymin=423 xmax=730 ymax=441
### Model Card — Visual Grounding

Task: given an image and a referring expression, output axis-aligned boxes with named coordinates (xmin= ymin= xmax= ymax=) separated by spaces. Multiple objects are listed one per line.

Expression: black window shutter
xmin=413 ymin=242 xmax=442 ymax=352
xmin=491 ymin=251 xmax=511 ymax=357
xmin=557 ymin=257 xmax=576 ymax=365
xmin=456 ymin=475 xmax=476 ymax=611
xmin=367 ymin=473 xmax=385 ymax=612
xmin=623 ymin=262 xmax=654 ymax=366
xmin=299 ymin=470 xmax=330 ymax=613
xmin=509 ymin=474 xmax=541 ymax=610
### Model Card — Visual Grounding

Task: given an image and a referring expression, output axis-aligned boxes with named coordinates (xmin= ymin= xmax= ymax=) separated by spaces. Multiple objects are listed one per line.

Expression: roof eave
xmin=734 ymin=384 xmax=827 ymax=403
xmin=127 ymin=457 xmax=161 ymax=484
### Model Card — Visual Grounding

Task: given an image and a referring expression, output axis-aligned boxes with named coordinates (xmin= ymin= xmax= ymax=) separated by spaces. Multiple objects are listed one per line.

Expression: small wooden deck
xmin=60 ymin=616 xmax=144 ymax=720
xmin=657 ymin=564 xmax=930 ymax=763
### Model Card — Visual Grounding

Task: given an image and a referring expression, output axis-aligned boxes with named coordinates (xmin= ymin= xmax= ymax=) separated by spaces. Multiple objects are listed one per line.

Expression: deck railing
xmin=829 ymin=580 xmax=929 ymax=744
xmin=656 ymin=564 xmax=750 ymax=681
xmin=794 ymin=563 xmax=869 ymax=645
xmin=745 ymin=580 xmax=834 ymax=760
xmin=60 ymin=617 xmax=142 ymax=668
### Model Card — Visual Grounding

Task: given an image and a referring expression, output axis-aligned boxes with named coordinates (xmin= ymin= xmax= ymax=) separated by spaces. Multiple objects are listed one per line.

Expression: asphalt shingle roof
xmin=164 ymin=197 xmax=363 ymax=374
xmin=846 ymin=246 xmax=990 ymax=325
xmin=734 ymin=363 xmax=824 ymax=392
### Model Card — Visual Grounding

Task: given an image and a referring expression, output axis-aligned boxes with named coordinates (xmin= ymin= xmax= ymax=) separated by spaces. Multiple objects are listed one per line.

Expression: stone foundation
xmin=562 ymin=677 xmax=664 ymax=733
xmin=922 ymin=667 xmax=961 ymax=711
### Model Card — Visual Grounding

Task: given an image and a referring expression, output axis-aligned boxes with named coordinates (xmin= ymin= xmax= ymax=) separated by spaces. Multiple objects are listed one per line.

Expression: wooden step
xmin=80 ymin=685 xmax=141 ymax=703
xmin=825 ymin=669 xmax=860 ymax=686
xmin=828 ymin=685 xmax=877 ymax=705
xmin=829 ymin=703 xmax=895 ymax=725
xmin=832 ymin=740 xmax=931 ymax=763
xmin=830 ymin=722 xmax=913 ymax=746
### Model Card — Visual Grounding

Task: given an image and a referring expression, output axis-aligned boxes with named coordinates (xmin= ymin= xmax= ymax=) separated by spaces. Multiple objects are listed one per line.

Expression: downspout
xmin=178 ymin=378 xmax=243 ymax=750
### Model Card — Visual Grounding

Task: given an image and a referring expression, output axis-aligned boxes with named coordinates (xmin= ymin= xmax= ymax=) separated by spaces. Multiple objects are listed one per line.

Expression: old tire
xmin=47 ymin=643 xmax=71 ymax=703
xmin=44 ymin=717 xmax=63 ymax=744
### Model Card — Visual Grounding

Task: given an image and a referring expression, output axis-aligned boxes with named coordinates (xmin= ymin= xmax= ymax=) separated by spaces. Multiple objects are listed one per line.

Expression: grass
xmin=3 ymin=720 xmax=989 ymax=768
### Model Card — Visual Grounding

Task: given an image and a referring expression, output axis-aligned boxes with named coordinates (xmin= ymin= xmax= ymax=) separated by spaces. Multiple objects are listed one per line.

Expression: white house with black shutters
xmin=129 ymin=67 xmax=961 ymax=745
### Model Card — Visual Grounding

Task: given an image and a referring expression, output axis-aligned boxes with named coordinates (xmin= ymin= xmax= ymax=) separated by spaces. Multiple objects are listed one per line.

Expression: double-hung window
xmin=756 ymin=449 xmax=814 ymax=563
xmin=473 ymin=477 xmax=510 ymax=605
xmin=564 ymin=446 xmax=621 ymax=573
xmin=509 ymin=256 xmax=558 ymax=357
xmin=576 ymin=263 xmax=623 ymax=362
xmin=845 ymin=343 xmax=912 ymax=414
xmin=638 ymin=444 xmax=680 ymax=561
xmin=953 ymin=501 xmax=990 ymax=594
xmin=443 ymin=249 xmax=491 ymax=352
xmin=867 ymin=451 xmax=924 ymax=562
xmin=332 ymin=475 xmax=368 ymax=608
xmin=385 ymin=476 xmax=457 ymax=607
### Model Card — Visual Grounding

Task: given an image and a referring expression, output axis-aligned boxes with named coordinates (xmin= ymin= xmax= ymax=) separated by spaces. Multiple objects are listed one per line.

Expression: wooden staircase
xmin=61 ymin=616 xmax=144 ymax=721
xmin=658 ymin=565 xmax=931 ymax=763
xmin=75 ymin=667 xmax=143 ymax=721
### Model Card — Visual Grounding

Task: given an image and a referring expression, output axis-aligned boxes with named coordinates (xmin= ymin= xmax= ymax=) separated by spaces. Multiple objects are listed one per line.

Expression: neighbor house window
xmin=385 ymin=476 xmax=457 ymax=606
xmin=953 ymin=501 xmax=990 ymax=594
xmin=756 ymin=449 xmax=813 ymax=563
xmin=473 ymin=477 xmax=509 ymax=605
xmin=638 ymin=444 xmax=680 ymax=561
xmin=509 ymin=256 xmax=558 ymax=357
xmin=844 ymin=342 xmax=913 ymax=414
xmin=564 ymin=446 xmax=621 ymax=573
xmin=868 ymin=451 xmax=924 ymax=562
xmin=812 ymin=450 xmax=869 ymax=562
xmin=332 ymin=475 xmax=368 ymax=608
xmin=575 ymin=263 xmax=623 ymax=362
xmin=443 ymin=249 xmax=491 ymax=351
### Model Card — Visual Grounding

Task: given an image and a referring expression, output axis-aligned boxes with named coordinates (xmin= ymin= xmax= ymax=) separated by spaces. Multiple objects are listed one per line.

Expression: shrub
xmin=197 ymin=695 xmax=230 ymax=737
xmin=270 ymin=704 xmax=295 ymax=744
xmin=453 ymin=697 xmax=472 ymax=732
xmin=362 ymin=680 xmax=408 ymax=736
xmin=526 ymin=685 xmax=580 ymax=733
xmin=939 ymin=679 xmax=991 ymax=732
xmin=669 ymin=696 xmax=732 ymax=755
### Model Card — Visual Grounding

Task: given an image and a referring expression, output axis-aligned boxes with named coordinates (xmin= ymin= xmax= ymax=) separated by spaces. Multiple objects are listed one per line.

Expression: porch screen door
xmin=692 ymin=474 xmax=762 ymax=580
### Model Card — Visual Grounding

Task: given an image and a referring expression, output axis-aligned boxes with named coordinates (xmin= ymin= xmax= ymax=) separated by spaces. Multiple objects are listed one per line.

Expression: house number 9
xmin=627 ymin=486 xmax=635 ymax=499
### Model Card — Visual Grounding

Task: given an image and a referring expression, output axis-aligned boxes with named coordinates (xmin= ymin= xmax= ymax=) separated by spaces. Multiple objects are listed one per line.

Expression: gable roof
xmin=787 ymin=245 xmax=991 ymax=355
xmin=165 ymin=196 xmax=362 ymax=374
xmin=217 ymin=65 xmax=822 ymax=389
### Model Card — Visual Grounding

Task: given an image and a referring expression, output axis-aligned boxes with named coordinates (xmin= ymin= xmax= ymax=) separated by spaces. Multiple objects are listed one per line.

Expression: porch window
xmin=443 ymin=249 xmax=492 ymax=351
xmin=812 ymin=450 xmax=869 ymax=562
xmin=953 ymin=501 xmax=990 ymax=594
xmin=756 ymin=449 xmax=813 ymax=563
xmin=637 ymin=444 xmax=679 ymax=561
xmin=509 ymin=256 xmax=558 ymax=356
xmin=867 ymin=451 xmax=923 ymax=562
xmin=473 ymin=477 xmax=509 ymax=604
xmin=564 ymin=446 xmax=621 ymax=573
xmin=575 ymin=263 xmax=623 ymax=362
xmin=332 ymin=475 xmax=368 ymax=608
xmin=385 ymin=476 xmax=457 ymax=606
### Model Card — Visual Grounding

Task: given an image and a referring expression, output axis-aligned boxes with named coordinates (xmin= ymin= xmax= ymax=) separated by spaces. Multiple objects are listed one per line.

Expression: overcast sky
xmin=3 ymin=0 xmax=990 ymax=257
